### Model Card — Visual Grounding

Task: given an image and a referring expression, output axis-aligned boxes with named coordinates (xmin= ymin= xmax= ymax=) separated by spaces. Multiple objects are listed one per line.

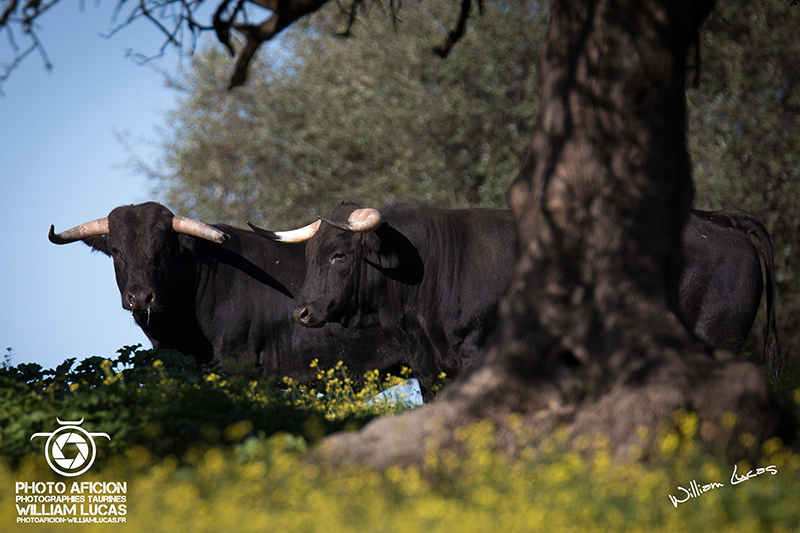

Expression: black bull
xmin=252 ymin=203 xmax=779 ymax=394
xmin=49 ymin=202 xmax=401 ymax=380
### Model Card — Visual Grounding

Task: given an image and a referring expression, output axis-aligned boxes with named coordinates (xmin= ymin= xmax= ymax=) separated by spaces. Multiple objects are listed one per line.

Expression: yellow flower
xmin=658 ymin=431 xmax=680 ymax=457
xmin=739 ymin=433 xmax=758 ymax=450
xmin=722 ymin=411 xmax=739 ymax=429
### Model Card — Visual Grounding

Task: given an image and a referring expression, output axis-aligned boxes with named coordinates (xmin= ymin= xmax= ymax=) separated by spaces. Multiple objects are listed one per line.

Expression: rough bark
xmin=318 ymin=0 xmax=788 ymax=469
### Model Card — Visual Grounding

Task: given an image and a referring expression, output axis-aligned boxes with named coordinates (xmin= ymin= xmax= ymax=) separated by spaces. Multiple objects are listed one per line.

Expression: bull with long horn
xmin=249 ymin=201 xmax=517 ymax=398
xmin=49 ymin=201 xmax=402 ymax=379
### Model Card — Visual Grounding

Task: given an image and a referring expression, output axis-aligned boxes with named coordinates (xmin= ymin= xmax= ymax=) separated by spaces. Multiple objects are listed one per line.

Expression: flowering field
xmin=1 ymin=347 xmax=799 ymax=532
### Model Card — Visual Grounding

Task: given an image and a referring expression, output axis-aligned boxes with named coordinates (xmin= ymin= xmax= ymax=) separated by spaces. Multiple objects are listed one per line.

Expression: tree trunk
xmin=319 ymin=0 xmax=787 ymax=468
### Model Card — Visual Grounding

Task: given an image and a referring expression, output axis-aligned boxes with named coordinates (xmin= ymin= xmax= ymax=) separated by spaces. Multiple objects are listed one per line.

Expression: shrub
xmin=0 ymin=345 xmax=415 ymax=467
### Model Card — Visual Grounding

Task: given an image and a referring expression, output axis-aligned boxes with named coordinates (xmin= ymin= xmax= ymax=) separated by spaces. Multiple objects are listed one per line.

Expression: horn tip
xmin=317 ymin=215 xmax=340 ymax=228
xmin=247 ymin=222 xmax=281 ymax=242
xmin=48 ymin=225 xmax=65 ymax=245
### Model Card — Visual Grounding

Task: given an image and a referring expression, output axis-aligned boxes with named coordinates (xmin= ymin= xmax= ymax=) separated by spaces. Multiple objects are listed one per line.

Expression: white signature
xmin=668 ymin=464 xmax=778 ymax=508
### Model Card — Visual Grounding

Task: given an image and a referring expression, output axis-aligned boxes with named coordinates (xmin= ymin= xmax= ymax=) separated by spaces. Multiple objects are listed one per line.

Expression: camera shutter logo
xmin=30 ymin=418 xmax=111 ymax=477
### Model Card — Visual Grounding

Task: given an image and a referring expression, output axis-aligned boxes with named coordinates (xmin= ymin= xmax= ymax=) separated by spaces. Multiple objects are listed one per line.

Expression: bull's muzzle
xmin=294 ymin=305 xmax=323 ymax=327
xmin=123 ymin=287 xmax=156 ymax=312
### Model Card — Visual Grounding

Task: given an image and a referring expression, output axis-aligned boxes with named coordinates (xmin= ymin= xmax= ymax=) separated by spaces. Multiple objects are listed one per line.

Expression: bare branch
xmin=226 ymin=0 xmax=329 ymax=89
xmin=1 ymin=0 xmax=479 ymax=91
xmin=22 ymin=0 xmax=60 ymax=26
xmin=335 ymin=0 xmax=366 ymax=37
xmin=0 ymin=37 xmax=37 ymax=85
xmin=387 ymin=0 xmax=402 ymax=29
xmin=112 ymin=0 xmax=131 ymax=22
xmin=137 ymin=0 xmax=182 ymax=47
xmin=432 ymin=0 xmax=480 ymax=59
xmin=29 ymin=21 xmax=51 ymax=69
xmin=213 ymin=0 xmax=236 ymax=56
xmin=104 ymin=0 xmax=214 ymax=64
xmin=1 ymin=4 xmax=53 ymax=92
xmin=1 ymin=0 xmax=20 ymax=27
xmin=229 ymin=19 xmax=276 ymax=89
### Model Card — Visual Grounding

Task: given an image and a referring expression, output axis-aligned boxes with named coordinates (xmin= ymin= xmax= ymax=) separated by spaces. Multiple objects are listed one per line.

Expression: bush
xmin=0 ymin=346 xmax=415 ymax=467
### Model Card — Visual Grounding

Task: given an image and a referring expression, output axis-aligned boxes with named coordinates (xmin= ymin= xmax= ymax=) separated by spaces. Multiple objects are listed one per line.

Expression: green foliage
xmin=138 ymin=0 xmax=544 ymax=228
xmin=687 ymin=0 xmax=800 ymax=374
xmin=2 ymin=349 xmax=799 ymax=531
xmin=3 ymin=402 xmax=800 ymax=531
xmin=140 ymin=0 xmax=800 ymax=379
xmin=129 ymin=0 xmax=800 ymax=380
xmin=0 ymin=346 xmax=416 ymax=467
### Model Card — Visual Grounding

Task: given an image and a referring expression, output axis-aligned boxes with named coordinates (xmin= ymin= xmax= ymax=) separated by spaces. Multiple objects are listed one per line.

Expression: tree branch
xmin=432 ymin=0 xmax=481 ymax=58
xmin=334 ymin=0 xmax=365 ymax=37
xmin=212 ymin=0 xmax=236 ymax=56
xmin=1 ymin=0 xmax=479 ymax=91
xmin=1 ymin=1 xmax=53 ymax=92
xmin=225 ymin=0 xmax=330 ymax=89
xmin=1 ymin=0 xmax=20 ymax=27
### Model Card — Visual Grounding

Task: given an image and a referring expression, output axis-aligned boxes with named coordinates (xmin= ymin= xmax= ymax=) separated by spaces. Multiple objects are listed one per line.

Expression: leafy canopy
xmin=137 ymin=0 xmax=545 ymax=229
xmin=136 ymin=0 xmax=800 ymax=378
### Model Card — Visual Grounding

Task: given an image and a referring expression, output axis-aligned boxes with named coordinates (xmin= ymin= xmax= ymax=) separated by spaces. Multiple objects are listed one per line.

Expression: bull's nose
xmin=294 ymin=305 xmax=312 ymax=326
xmin=124 ymin=289 xmax=155 ymax=311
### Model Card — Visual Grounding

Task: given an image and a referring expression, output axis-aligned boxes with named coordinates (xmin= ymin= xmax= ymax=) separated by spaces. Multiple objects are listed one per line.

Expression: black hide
xmin=64 ymin=202 xmax=401 ymax=381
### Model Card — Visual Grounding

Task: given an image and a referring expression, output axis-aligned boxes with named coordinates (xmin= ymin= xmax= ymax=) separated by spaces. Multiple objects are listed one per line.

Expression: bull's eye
xmin=331 ymin=252 xmax=347 ymax=264
xmin=111 ymin=247 xmax=119 ymax=255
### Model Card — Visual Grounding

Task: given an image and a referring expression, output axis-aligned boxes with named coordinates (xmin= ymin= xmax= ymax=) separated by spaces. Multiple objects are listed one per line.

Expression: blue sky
xmin=0 ymin=3 xmax=185 ymax=370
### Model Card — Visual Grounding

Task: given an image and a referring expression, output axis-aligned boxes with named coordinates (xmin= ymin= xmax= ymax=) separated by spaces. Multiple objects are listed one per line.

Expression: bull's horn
xmin=319 ymin=208 xmax=382 ymax=233
xmin=172 ymin=216 xmax=229 ymax=244
xmin=48 ymin=218 xmax=109 ymax=245
xmin=248 ymin=220 xmax=321 ymax=243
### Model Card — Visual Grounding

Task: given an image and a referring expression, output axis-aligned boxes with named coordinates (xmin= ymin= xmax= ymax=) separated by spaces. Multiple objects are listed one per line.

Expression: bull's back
xmin=678 ymin=211 xmax=764 ymax=353
xmin=456 ymin=208 xmax=516 ymax=297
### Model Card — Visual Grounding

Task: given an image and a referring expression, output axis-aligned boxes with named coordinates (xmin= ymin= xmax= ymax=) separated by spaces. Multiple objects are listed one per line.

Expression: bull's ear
xmin=364 ymin=250 xmax=400 ymax=273
xmin=83 ymin=236 xmax=110 ymax=255
xmin=371 ymin=226 xmax=423 ymax=284
xmin=361 ymin=231 xmax=398 ymax=270
xmin=378 ymin=249 xmax=400 ymax=270
xmin=374 ymin=225 xmax=409 ymax=270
